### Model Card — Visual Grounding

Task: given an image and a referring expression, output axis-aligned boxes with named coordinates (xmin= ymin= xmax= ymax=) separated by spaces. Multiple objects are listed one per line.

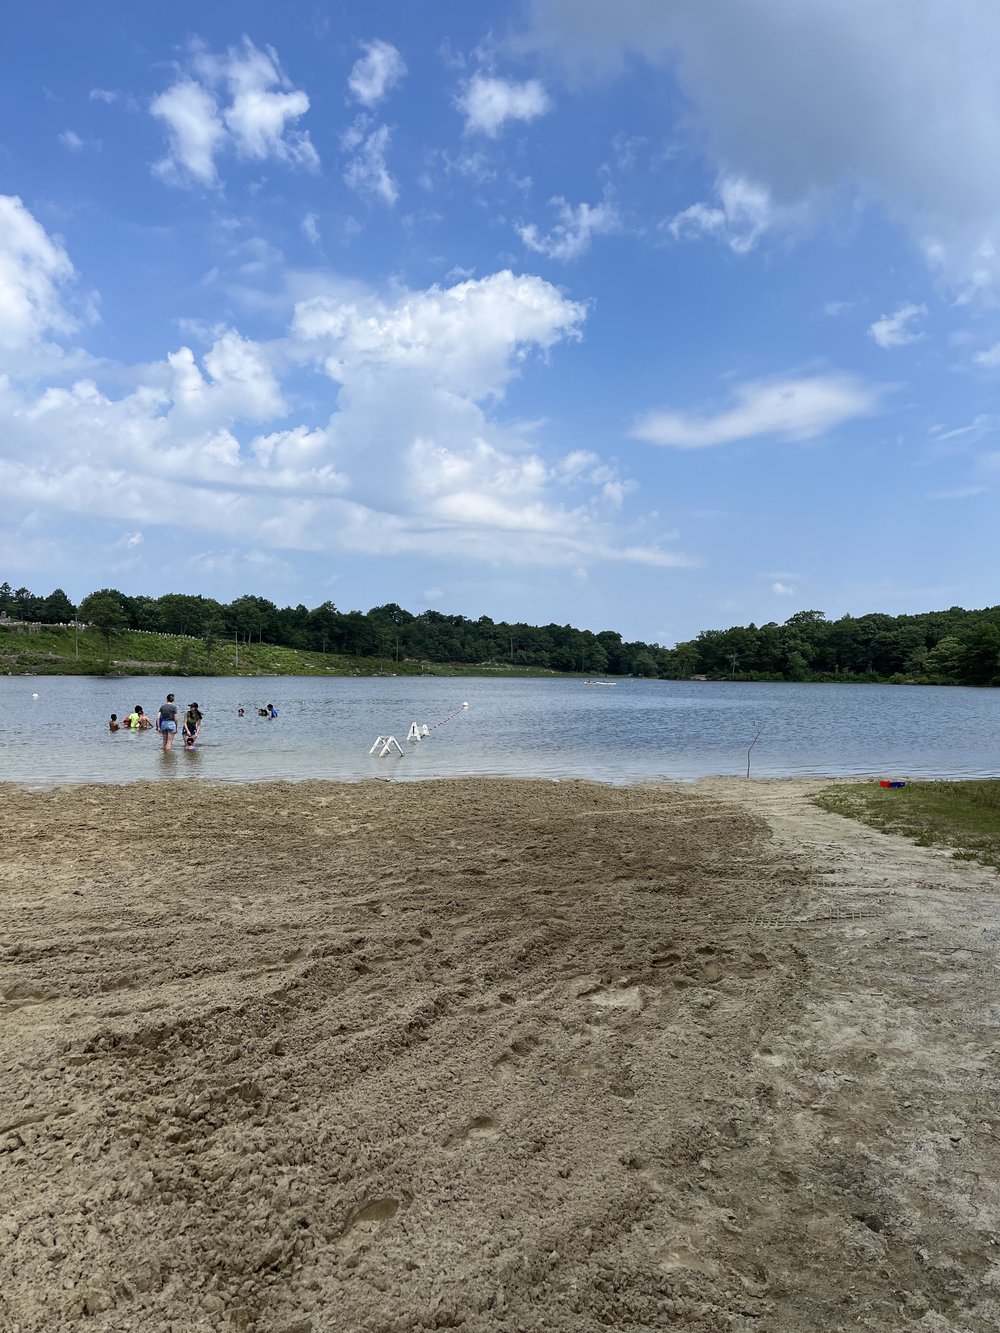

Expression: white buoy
xmin=32 ymin=693 xmax=39 ymax=699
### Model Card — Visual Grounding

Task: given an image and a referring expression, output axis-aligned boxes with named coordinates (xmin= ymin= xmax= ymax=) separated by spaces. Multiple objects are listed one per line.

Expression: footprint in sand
xmin=584 ymin=984 xmax=645 ymax=1013
xmin=465 ymin=1115 xmax=498 ymax=1138
xmin=336 ymin=1198 xmax=401 ymax=1253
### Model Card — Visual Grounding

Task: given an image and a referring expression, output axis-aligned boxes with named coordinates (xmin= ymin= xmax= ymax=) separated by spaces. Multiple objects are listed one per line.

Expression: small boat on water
xmin=583 ymin=679 xmax=617 ymax=686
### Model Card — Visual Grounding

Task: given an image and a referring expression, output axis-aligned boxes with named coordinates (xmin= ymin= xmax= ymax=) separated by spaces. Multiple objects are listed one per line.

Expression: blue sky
xmin=1 ymin=0 xmax=998 ymax=644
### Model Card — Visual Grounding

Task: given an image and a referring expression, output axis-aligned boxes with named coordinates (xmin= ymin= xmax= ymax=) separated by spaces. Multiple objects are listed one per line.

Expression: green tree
xmin=40 ymin=588 xmax=77 ymax=623
xmin=924 ymin=635 xmax=966 ymax=682
xmin=78 ymin=589 xmax=127 ymax=666
xmin=202 ymin=618 xmax=225 ymax=669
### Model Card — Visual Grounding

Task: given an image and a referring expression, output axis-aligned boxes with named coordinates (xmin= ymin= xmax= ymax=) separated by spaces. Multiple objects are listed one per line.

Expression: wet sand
xmin=2 ymin=776 xmax=999 ymax=1332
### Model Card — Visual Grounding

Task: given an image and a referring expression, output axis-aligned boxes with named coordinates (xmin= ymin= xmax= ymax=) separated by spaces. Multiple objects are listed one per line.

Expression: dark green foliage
xmin=660 ymin=605 xmax=1000 ymax=685
xmin=3 ymin=579 xmax=1000 ymax=683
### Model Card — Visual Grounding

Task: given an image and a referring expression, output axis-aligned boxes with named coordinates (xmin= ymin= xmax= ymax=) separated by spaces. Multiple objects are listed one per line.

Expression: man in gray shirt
xmin=158 ymin=693 xmax=178 ymax=751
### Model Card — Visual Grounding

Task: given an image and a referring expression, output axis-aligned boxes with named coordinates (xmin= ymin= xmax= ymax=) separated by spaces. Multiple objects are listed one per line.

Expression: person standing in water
xmin=182 ymin=702 xmax=202 ymax=748
xmin=158 ymin=693 xmax=178 ymax=751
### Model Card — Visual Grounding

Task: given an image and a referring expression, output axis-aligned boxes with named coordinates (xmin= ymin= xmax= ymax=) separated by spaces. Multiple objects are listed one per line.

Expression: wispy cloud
xmin=343 ymin=121 xmax=398 ymax=207
xmin=633 ymin=373 xmax=882 ymax=449
xmin=348 ymin=39 xmax=406 ymax=107
xmin=518 ymin=196 xmax=619 ymax=261
xmin=869 ymin=302 xmax=926 ymax=348
xmin=668 ymin=176 xmax=800 ymax=254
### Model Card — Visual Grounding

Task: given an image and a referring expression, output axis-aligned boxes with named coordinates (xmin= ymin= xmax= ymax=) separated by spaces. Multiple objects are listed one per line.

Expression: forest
xmin=1 ymin=582 xmax=999 ymax=686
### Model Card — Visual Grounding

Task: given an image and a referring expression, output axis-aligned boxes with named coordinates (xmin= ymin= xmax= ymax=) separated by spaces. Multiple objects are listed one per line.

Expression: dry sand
xmin=2 ymin=775 xmax=999 ymax=1332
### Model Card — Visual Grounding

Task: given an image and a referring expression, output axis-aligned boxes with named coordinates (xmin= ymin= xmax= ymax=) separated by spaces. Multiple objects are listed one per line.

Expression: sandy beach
xmin=2 ymin=775 xmax=999 ymax=1332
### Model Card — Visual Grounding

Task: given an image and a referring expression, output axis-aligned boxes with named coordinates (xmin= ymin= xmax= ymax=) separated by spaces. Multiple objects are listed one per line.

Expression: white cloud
xmin=0 ymin=255 xmax=686 ymax=571
xmin=151 ymin=79 xmax=226 ymax=186
xmin=973 ymin=342 xmax=1000 ymax=368
xmin=930 ymin=485 xmax=988 ymax=500
xmin=518 ymin=196 xmax=619 ymax=261
xmin=151 ymin=39 xmax=317 ymax=187
xmin=58 ymin=131 xmax=85 ymax=152
xmin=668 ymin=175 xmax=798 ymax=254
xmin=931 ymin=412 xmax=994 ymax=441
xmin=869 ymin=302 xmax=926 ymax=348
xmin=348 ymin=39 xmax=407 ymax=107
xmin=772 ymin=581 xmax=795 ymax=595
xmin=633 ymin=373 xmax=881 ymax=449
xmin=292 ymin=269 xmax=585 ymax=398
xmin=89 ymin=88 xmax=118 ymax=104
xmin=0 ymin=195 xmax=77 ymax=349
xmin=302 ymin=212 xmax=320 ymax=247
xmin=343 ymin=123 xmax=398 ymax=206
xmin=458 ymin=74 xmax=551 ymax=137
xmin=124 ymin=531 xmax=144 ymax=547
xmin=522 ymin=0 xmax=1000 ymax=289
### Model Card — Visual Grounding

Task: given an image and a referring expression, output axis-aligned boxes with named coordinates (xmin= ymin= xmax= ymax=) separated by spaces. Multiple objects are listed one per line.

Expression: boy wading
xmin=158 ymin=693 xmax=178 ymax=751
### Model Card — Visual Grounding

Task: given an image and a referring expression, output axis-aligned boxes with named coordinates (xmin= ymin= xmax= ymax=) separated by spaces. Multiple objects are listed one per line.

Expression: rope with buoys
xmin=426 ymin=701 xmax=469 ymax=732
xmin=372 ymin=702 xmax=468 ymax=757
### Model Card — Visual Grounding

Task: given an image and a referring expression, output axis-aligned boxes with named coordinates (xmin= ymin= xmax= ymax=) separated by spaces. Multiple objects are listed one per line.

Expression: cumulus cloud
xmin=772 ymin=580 xmax=795 ymax=595
xmin=151 ymin=79 xmax=227 ymax=186
xmin=633 ymin=372 xmax=881 ymax=448
xmin=0 ymin=244 xmax=684 ymax=570
xmin=668 ymin=175 xmax=799 ymax=254
xmin=0 ymin=195 xmax=77 ymax=349
xmin=518 ymin=196 xmax=619 ymax=261
xmin=521 ymin=0 xmax=1000 ymax=289
xmin=973 ymin=342 xmax=1000 ymax=368
xmin=343 ymin=122 xmax=398 ymax=206
xmin=458 ymin=74 xmax=551 ymax=137
xmin=151 ymin=38 xmax=317 ymax=187
xmin=348 ymin=39 xmax=406 ymax=107
xmin=869 ymin=302 xmax=926 ymax=348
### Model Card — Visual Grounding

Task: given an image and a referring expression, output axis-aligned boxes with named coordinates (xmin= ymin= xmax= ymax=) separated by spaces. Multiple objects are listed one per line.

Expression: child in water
xmin=109 ymin=714 xmax=120 ymax=732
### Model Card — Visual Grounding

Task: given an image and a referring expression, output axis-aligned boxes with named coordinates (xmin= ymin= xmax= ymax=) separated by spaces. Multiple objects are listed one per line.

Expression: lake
xmin=1 ymin=675 xmax=997 ymax=787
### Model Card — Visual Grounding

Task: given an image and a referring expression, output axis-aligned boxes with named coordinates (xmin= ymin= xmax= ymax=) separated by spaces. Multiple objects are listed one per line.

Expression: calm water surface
xmin=0 ymin=676 xmax=996 ymax=787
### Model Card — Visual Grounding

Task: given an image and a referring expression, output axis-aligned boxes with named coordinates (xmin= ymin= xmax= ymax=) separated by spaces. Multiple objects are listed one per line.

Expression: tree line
xmin=2 ymin=581 xmax=998 ymax=685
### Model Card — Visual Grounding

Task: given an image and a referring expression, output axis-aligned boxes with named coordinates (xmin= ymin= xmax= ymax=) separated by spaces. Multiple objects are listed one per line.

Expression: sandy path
xmin=1 ymin=777 xmax=998 ymax=1332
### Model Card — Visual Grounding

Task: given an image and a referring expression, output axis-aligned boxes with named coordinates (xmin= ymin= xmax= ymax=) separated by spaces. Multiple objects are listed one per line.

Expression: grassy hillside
xmin=0 ymin=623 xmax=581 ymax=679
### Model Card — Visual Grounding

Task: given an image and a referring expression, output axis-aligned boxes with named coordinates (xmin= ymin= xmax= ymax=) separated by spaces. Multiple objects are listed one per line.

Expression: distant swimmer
xmin=237 ymin=707 xmax=245 ymax=718
xmin=267 ymin=703 xmax=278 ymax=718
xmin=126 ymin=707 xmax=141 ymax=730
xmin=109 ymin=713 xmax=120 ymax=732
xmin=158 ymin=693 xmax=178 ymax=751
xmin=136 ymin=705 xmax=152 ymax=730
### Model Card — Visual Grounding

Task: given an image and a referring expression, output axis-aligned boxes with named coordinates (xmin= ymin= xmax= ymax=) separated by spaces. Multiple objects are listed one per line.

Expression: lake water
xmin=0 ymin=675 xmax=997 ymax=787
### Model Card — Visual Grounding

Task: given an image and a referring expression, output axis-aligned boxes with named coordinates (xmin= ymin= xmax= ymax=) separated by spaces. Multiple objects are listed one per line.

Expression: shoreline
xmin=3 ymin=776 xmax=999 ymax=1330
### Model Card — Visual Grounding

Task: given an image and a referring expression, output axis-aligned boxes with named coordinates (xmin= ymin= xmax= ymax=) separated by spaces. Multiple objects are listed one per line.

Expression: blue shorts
xmin=161 ymin=720 xmax=177 ymax=733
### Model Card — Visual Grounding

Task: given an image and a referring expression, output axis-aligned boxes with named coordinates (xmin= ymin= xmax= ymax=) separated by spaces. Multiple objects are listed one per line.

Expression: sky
xmin=1 ymin=0 xmax=998 ymax=645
